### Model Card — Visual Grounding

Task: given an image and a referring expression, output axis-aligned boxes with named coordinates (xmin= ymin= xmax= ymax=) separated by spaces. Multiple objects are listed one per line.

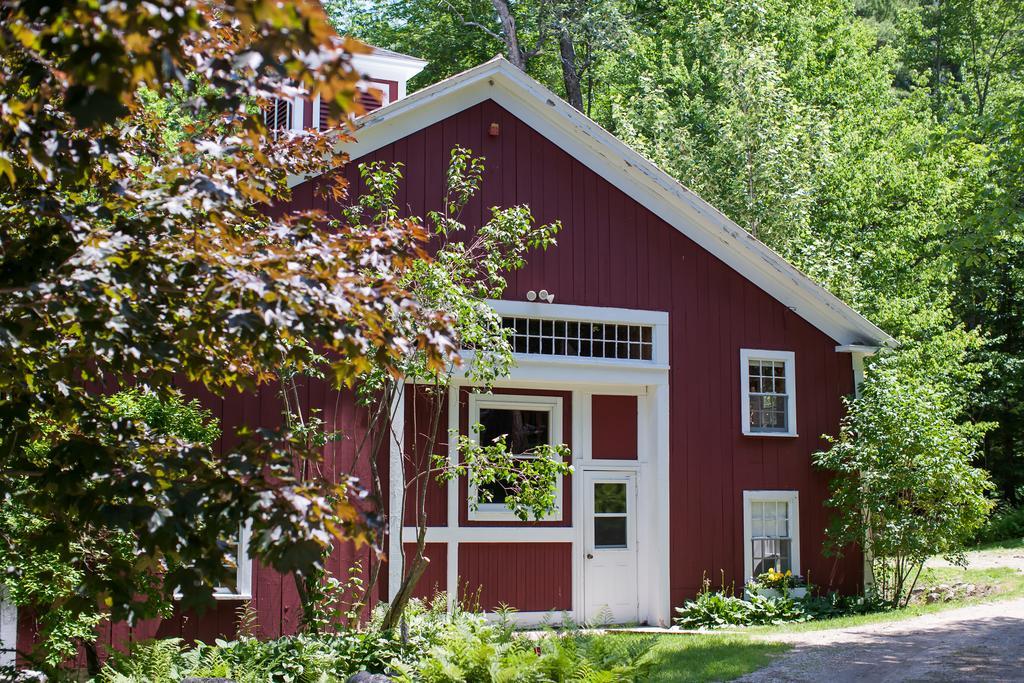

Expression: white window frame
xmin=740 ymin=349 xmax=797 ymax=437
xmin=743 ymin=490 xmax=800 ymax=582
xmin=467 ymin=393 xmax=564 ymax=522
xmin=174 ymin=521 xmax=253 ymax=601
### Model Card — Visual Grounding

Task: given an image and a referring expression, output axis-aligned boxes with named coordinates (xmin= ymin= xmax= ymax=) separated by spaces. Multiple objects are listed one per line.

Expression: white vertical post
xmin=387 ymin=382 xmax=406 ymax=602
xmin=0 ymin=586 xmax=16 ymax=669
xmin=446 ymin=384 xmax=460 ymax=612
xmin=651 ymin=382 xmax=671 ymax=626
xmin=851 ymin=351 xmax=875 ymax=591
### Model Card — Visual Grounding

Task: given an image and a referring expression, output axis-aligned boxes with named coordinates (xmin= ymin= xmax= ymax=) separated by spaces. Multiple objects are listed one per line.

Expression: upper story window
xmin=740 ymin=349 xmax=796 ymax=437
xmin=502 ymin=317 xmax=654 ymax=361
xmin=467 ymin=394 xmax=563 ymax=522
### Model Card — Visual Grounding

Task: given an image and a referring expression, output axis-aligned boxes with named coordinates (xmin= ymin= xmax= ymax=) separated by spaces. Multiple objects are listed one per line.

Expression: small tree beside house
xmin=814 ymin=339 xmax=995 ymax=607
xmin=345 ymin=149 xmax=572 ymax=631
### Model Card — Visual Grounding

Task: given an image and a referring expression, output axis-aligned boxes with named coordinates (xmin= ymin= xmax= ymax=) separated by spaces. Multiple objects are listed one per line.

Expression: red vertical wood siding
xmin=591 ymin=395 xmax=638 ymax=460
xmin=457 ymin=388 xmax=573 ymax=528
xmin=403 ymin=385 xmax=449 ymax=528
xmin=402 ymin=543 xmax=448 ymax=601
xmin=319 ymin=99 xmax=861 ymax=602
xmin=458 ymin=544 xmax=572 ymax=611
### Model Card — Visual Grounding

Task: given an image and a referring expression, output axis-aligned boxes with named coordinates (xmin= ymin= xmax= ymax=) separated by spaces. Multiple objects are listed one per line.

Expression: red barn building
xmin=4 ymin=46 xmax=894 ymax=665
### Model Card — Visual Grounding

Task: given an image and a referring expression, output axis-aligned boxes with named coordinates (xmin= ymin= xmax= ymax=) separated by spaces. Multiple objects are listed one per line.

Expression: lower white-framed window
xmin=174 ymin=521 xmax=253 ymax=601
xmin=740 ymin=349 xmax=797 ymax=437
xmin=743 ymin=490 xmax=800 ymax=581
xmin=467 ymin=393 xmax=563 ymax=522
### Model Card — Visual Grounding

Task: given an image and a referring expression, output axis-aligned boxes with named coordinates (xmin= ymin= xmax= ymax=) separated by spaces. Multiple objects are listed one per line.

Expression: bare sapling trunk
xmin=379 ymin=383 xmax=446 ymax=631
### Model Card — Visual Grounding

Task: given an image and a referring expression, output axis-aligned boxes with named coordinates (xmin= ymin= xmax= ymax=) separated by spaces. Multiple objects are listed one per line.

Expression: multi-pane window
xmin=744 ymin=491 xmax=800 ymax=581
xmin=749 ymin=500 xmax=792 ymax=575
xmin=502 ymin=317 xmax=654 ymax=361
xmin=740 ymin=350 xmax=796 ymax=436
xmin=748 ymin=359 xmax=788 ymax=432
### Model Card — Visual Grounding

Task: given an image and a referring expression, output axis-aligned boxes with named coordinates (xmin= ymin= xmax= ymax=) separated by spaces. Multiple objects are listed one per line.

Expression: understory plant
xmin=674 ymin=574 xmax=890 ymax=629
xmin=99 ymin=595 xmax=656 ymax=683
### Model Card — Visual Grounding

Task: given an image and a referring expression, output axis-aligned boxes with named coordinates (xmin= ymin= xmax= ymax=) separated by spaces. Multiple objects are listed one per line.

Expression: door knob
xmin=586 ymin=553 xmax=594 ymax=559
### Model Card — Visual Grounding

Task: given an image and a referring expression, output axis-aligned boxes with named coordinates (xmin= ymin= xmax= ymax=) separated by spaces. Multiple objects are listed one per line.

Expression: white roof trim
xmin=351 ymin=49 xmax=427 ymax=84
xmin=303 ymin=56 xmax=894 ymax=347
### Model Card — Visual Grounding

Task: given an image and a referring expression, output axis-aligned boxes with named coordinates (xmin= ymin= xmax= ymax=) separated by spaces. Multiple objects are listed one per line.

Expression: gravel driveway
xmin=737 ymin=597 xmax=1024 ymax=682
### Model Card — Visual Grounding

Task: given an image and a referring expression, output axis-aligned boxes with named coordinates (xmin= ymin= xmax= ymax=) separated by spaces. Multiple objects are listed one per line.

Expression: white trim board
xmin=0 ymin=587 xmax=15 ymax=669
xmin=304 ymin=56 xmax=894 ymax=349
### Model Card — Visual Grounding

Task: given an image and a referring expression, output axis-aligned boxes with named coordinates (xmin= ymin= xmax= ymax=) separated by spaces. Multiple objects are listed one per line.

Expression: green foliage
xmin=674 ymin=590 xmax=810 ymax=629
xmin=99 ymin=598 xmax=656 ymax=683
xmin=347 ymin=147 xmax=568 ymax=627
xmin=814 ymin=342 xmax=996 ymax=606
xmin=674 ymin=577 xmax=891 ymax=629
xmin=348 ymin=0 xmax=1024 ymax=505
xmin=973 ymin=505 xmax=1024 ymax=545
xmin=105 ymin=389 xmax=222 ymax=447
xmin=0 ymin=388 xmax=221 ymax=665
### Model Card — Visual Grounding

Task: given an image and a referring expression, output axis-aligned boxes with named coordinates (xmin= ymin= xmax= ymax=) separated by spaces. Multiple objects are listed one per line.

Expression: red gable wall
xmin=295 ymin=99 xmax=862 ymax=603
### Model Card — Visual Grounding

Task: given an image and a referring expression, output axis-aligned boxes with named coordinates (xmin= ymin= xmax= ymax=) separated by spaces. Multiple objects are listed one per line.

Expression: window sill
xmin=467 ymin=505 xmax=563 ymax=523
xmin=741 ymin=430 xmax=799 ymax=438
xmin=172 ymin=592 xmax=253 ymax=602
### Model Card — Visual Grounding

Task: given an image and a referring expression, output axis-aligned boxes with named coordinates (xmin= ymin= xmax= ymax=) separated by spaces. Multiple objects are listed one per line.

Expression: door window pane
xmin=594 ymin=483 xmax=627 ymax=514
xmin=594 ymin=516 xmax=627 ymax=548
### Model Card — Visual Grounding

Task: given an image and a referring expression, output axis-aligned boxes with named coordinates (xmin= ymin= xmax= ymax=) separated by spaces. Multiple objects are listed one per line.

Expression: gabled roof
xmin=328 ymin=56 xmax=896 ymax=348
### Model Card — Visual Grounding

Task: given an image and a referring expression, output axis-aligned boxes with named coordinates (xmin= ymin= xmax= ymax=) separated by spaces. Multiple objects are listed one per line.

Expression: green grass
xmin=636 ymin=634 xmax=789 ymax=682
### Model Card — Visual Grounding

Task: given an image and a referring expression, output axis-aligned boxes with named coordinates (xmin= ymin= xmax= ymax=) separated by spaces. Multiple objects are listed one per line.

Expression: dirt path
xmin=737 ymin=598 xmax=1024 ymax=682
xmin=927 ymin=545 xmax=1024 ymax=572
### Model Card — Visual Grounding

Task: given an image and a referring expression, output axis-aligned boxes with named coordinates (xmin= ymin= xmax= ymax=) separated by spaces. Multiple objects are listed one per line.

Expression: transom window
xmin=740 ymin=349 xmax=796 ymax=436
xmin=502 ymin=317 xmax=654 ymax=361
xmin=743 ymin=491 xmax=800 ymax=581
xmin=467 ymin=394 xmax=564 ymax=521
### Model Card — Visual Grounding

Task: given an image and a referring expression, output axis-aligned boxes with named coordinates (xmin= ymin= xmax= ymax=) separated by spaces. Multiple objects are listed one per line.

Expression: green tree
xmin=0 ymin=390 xmax=220 ymax=668
xmin=814 ymin=338 xmax=995 ymax=606
xmin=0 ymin=0 xmax=459 ymax=670
xmin=346 ymin=148 xmax=571 ymax=631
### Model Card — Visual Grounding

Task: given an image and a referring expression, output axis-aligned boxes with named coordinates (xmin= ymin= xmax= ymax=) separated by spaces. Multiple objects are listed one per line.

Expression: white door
xmin=583 ymin=470 xmax=639 ymax=624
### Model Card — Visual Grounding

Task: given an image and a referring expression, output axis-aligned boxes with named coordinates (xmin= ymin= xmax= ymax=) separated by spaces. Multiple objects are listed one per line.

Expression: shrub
xmin=673 ymin=580 xmax=809 ymax=629
xmin=814 ymin=347 xmax=995 ymax=607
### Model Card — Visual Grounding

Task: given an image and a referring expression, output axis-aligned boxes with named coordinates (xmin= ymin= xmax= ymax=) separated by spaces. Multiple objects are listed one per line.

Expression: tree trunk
xmin=491 ymin=0 xmax=526 ymax=69
xmin=558 ymin=29 xmax=584 ymax=111
xmin=84 ymin=639 xmax=101 ymax=678
xmin=380 ymin=539 xmax=430 ymax=632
